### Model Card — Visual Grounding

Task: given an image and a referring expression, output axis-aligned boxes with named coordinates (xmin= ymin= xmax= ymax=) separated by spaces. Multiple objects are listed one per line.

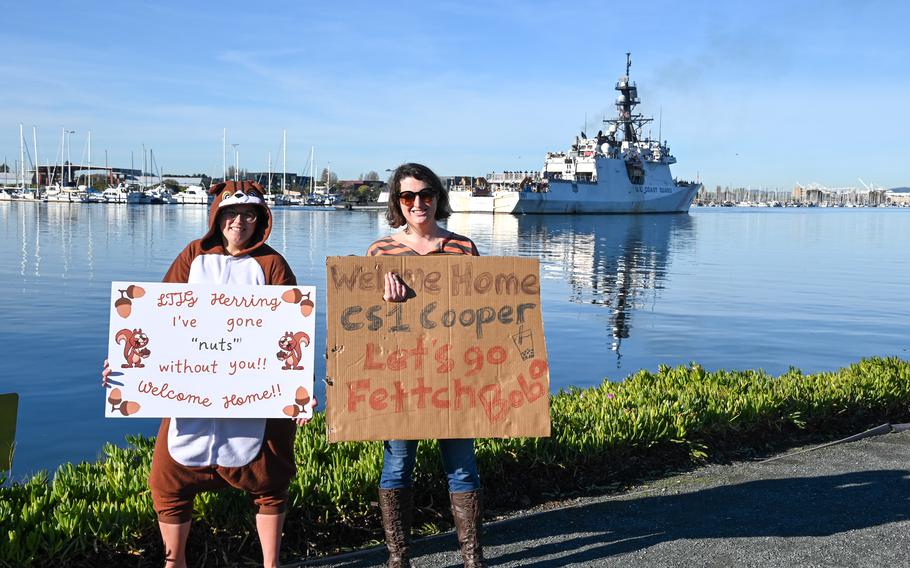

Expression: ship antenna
xmin=626 ymin=52 xmax=631 ymax=77
xmin=659 ymin=106 xmax=662 ymax=143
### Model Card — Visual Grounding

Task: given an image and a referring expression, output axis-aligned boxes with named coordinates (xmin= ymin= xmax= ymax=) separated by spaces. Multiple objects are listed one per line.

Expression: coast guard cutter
xmin=449 ymin=54 xmax=701 ymax=214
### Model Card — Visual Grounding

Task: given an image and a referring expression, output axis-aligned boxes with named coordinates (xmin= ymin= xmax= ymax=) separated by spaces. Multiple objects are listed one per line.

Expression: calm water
xmin=1 ymin=203 xmax=908 ymax=478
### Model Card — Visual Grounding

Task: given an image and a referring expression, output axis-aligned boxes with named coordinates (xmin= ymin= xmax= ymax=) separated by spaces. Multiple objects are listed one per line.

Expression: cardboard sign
xmin=325 ymin=256 xmax=550 ymax=442
xmin=106 ymin=282 xmax=316 ymax=418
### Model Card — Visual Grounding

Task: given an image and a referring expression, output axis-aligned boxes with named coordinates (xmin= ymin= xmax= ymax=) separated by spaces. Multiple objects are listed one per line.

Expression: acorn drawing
xmin=115 ymin=297 xmax=132 ymax=318
xmin=126 ymin=284 xmax=145 ymax=299
xmin=295 ymin=386 xmax=311 ymax=406
xmin=282 ymin=288 xmax=303 ymax=303
xmin=299 ymin=292 xmax=314 ymax=317
xmin=108 ymin=388 xmax=140 ymax=416
xmin=108 ymin=388 xmax=123 ymax=407
xmin=114 ymin=290 xmax=133 ymax=319
xmin=282 ymin=386 xmax=312 ymax=417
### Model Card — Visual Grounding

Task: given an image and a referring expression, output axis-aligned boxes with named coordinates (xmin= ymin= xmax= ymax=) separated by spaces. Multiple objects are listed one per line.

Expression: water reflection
xmin=450 ymin=214 xmax=694 ymax=367
xmin=3 ymin=203 xmax=910 ymax=477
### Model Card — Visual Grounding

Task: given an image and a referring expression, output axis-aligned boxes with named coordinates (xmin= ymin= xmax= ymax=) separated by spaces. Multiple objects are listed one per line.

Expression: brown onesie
xmin=147 ymin=181 xmax=298 ymax=524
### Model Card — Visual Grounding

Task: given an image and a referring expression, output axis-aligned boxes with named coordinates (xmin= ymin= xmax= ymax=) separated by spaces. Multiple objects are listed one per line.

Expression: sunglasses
xmin=220 ymin=208 xmax=257 ymax=222
xmin=398 ymin=189 xmax=436 ymax=207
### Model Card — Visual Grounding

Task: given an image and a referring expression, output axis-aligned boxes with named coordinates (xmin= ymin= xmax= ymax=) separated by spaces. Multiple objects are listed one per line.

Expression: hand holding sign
xmin=383 ymin=272 xmax=409 ymax=302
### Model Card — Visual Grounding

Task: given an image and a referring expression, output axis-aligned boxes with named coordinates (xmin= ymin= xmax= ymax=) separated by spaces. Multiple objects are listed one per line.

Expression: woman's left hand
xmin=294 ymin=396 xmax=319 ymax=426
xmin=383 ymin=271 xmax=408 ymax=302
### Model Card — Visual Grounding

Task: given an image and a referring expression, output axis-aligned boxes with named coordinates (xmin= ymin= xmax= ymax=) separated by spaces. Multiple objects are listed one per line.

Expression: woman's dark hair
xmin=385 ymin=162 xmax=451 ymax=228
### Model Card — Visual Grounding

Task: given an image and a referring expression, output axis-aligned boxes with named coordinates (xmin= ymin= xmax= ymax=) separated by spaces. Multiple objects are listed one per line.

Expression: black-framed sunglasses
xmin=220 ymin=208 xmax=257 ymax=222
xmin=398 ymin=189 xmax=436 ymax=207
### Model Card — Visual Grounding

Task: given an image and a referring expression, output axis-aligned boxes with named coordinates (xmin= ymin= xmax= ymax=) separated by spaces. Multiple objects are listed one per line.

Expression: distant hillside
xmin=888 ymin=187 xmax=910 ymax=193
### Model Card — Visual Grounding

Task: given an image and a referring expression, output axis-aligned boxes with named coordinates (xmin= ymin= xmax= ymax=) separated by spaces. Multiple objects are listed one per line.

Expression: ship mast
xmin=605 ymin=52 xmax=652 ymax=147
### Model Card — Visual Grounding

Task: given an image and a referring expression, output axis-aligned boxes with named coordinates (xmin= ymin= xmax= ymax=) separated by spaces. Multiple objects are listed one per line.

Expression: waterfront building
xmin=160 ymin=175 xmax=207 ymax=188
xmin=886 ymin=188 xmax=910 ymax=206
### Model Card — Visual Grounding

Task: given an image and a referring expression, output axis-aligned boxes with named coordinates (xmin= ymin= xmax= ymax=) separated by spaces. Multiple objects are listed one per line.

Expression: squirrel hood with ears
xmin=201 ymin=181 xmax=273 ymax=256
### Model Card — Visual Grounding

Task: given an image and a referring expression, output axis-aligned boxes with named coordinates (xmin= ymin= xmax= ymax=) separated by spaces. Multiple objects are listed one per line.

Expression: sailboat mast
xmin=310 ymin=146 xmax=315 ymax=194
xmin=58 ymin=127 xmax=65 ymax=187
xmin=67 ymin=129 xmax=73 ymax=187
xmin=19 ymin=123 xmax=25 ymax=189
xmin=268 ymin=152 xmax=272 ymax=194
xmin=282 ymin=129 xmax=286 ymax=194
xmin=222 ymin=128 xmax=226 ymax=183
xmin=88 ymin=130 xmax=92 ymax=189
xmin=33 ymin=126 xmax=39 ymax=189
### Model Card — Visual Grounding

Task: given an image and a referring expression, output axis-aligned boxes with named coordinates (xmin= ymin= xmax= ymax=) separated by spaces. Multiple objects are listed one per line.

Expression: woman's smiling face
xmin=219 ymin=204 xmax=257 ymax=253
xmin=398 ymin=176 xmax=437 ymax=229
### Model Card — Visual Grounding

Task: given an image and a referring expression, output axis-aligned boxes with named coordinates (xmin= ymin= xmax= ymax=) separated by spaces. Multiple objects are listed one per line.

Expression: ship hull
xmin=514 ymin=182 xmax=699 ymax=214
xmin=449 ymin=185 xmax=698 ymax=214
xmin=450 ymin=158 xmax=699 ymax=214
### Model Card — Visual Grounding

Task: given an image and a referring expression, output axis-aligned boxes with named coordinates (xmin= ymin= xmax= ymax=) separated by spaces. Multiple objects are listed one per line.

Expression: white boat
xmin=101 ymin=183 xmax=144 ymax=203
xmin=4 ymin=124 xmax=40 ymax=202
xmin=146 ymin=184 xmax=179 ymax=204
xmin=266 ymin=193 xmax=295 ymax=206
xmin=450 ymin=53 xmax=700 ymax=214
xmin=19 ymin=188 xmax=43 ymax=201
xmin=80 ymin=187 xmax=106 ymax=203
xmin=44 ymin=184 xmax=76 ymax=202
xmin=101 ymin=186 xmax=125 ymax=203
xmin=175 ymin=184 xmax=209 ymax=204
xmin=448 ymin=187 xmax=523 ymax=214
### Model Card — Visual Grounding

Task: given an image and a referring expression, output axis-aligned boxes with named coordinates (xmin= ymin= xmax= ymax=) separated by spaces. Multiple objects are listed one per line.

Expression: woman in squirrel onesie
xmin=103 ymin=180 xmax=316 ymax=568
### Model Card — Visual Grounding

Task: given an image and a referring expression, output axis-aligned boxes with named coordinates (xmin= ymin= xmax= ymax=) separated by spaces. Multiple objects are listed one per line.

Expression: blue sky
xmin=2 ymin=0 xmax=908 ymax=189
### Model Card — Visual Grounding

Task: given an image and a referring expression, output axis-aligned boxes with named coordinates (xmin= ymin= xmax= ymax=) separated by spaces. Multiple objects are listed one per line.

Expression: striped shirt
xmin=366 ymin=231 xmax=480 ymax=257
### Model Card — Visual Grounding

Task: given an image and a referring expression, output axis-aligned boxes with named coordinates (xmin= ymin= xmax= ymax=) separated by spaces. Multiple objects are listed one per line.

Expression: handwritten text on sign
xmin=325 ymin=256 xmax=550 ymax=442
xmin=106 ymin=282 xmax=316 ymax=418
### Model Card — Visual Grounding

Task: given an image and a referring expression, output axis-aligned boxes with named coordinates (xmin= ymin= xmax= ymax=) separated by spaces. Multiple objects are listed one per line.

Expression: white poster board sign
xmin=106 ymin=281 xmax=316 ymax=418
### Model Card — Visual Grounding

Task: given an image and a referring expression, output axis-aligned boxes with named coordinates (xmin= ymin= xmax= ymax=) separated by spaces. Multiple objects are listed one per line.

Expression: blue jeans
xmin=379 ymin=439 xmax=480 ymax=493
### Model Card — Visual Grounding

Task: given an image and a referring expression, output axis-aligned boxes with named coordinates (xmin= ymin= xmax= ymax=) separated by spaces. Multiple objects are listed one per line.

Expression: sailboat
xmin=134 ymin=148 xmax=176 ymax=204
xmin=267 ymin=130 xmax=294 ymax=206
xmin=44 ymin=128 xmax=70 ymax=202
xmin=6 ymin=124 xmax=41 ymax=201
xmin=303 ymin=146 xmax=332 ymax=207
xmin=80 ymin=131 xmax=107 ymax=203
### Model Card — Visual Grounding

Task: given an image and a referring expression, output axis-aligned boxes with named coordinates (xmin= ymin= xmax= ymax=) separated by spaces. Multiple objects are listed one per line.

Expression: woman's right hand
xmin=383 ymin=271 xmax=407 ymax=302
xmin=101 ymin=359 xmax=111 ymax=388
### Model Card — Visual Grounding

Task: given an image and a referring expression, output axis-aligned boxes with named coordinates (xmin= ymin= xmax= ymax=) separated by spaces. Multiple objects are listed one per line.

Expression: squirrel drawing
xmin=116 ymin=328 xmax=151 ymax=368
xmin=277 ymin=331 xmax=310 ymax=370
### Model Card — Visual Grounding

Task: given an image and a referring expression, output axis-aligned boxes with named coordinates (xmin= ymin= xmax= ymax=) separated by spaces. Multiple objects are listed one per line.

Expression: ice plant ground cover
xmin=1 ymin=357 xmax=909 ymax=567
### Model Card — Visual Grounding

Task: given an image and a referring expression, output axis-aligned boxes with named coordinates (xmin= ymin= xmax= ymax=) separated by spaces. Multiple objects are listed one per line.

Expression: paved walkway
xmin=292 ymin=429 xmax=910 ymax=567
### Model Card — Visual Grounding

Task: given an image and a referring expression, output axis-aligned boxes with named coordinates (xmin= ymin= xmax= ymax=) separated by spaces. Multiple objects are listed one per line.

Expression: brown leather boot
xmin=379 ymin=487 xmax=413 ymax=568
xmin=450 ymin=490 xmax=485 ymax=568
